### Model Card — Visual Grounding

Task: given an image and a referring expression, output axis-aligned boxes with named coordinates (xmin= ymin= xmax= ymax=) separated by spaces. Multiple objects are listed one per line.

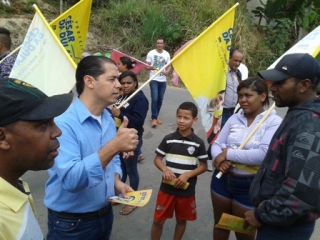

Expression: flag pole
xmin=117 ymin=3 xmax=239 ymax=109
xmin=0 ymin=46 xmax=20 ymax=64
xmin=1 ymin=0 xmax=87 ymax=65
xmin=117 ymin=62 xmax=170 ymax=108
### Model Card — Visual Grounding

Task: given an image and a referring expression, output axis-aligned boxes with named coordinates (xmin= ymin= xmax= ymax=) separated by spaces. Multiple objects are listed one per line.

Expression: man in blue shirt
xmin=45 ymin=56 xmax=139 ymax=240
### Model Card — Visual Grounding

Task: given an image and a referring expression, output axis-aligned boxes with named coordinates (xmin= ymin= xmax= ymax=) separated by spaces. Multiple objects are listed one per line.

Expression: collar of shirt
xmin=173 ymin=128 xmax=196 ymax=141
xmin=74 ymin=97 xmax=111 ymax=125
xmin=0 ymin=177 xmax=29 ymax=213
xmin=228 ymin=67 xmax=238 ymax=73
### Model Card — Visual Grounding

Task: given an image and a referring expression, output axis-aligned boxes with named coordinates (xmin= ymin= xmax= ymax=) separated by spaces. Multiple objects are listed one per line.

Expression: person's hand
xmin=218 ymin=160 xmax=234 ymax=173
xmin=213 ymin=148 xmax=228 ymax=169
xmin=122 ymin=151 xmax=134 ymax=159
xmin=114 ymin=178 xmax=133 ymax=197
xmin=114 ymin=116 xmax=138 ymax=152
xmin=163 ymin=70 xmax=170 ymax=76
xmin=147 ymin=65 xmax=156 ymax=70
xmin=244 ymin=210 xmax=263 ymax=228
xmin=162 ymin=167 xmax=176 ymax=181
xmin=111 ymin=105 xmax=120 ymax=117
xmin=174 ymin=173 xmax=189 ymax=189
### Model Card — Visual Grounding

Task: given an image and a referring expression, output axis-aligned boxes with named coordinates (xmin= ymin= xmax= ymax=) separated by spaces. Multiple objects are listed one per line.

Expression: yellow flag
xmin=171 ymin=3 xmax=238 ymax=143
xmin=50 ymin=0 xmax=92 ymax=64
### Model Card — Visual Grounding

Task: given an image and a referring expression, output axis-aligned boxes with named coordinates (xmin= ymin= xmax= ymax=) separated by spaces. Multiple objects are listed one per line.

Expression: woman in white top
xmin=210 ymin=77 xmax=282 ymax=240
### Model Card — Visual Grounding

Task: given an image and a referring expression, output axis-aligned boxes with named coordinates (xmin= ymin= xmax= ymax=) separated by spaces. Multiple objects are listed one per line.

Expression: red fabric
xmin=153 ymin=190 xmax=197 ymax=221
xmin=110 ymin=49 xmax=148 ymax=74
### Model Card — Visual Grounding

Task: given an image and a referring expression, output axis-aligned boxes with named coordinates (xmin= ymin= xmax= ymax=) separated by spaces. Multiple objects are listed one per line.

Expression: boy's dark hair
xmin=76 ymin=56 xmax=116 ymax=95
xmin=177 ymin=102 xmax=198 ymax=118
xmin=118 ymin=70 xmax=138 ymax=90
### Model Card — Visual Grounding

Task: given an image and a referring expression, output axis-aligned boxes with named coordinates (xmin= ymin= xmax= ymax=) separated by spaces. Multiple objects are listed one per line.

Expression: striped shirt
xmin=156 ymin=129 xmax=208 ymax=196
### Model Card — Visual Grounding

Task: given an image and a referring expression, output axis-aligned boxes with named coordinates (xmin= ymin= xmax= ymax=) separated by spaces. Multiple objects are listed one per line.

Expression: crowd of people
xmin=1 ymin=26 xmax=320 ymax=240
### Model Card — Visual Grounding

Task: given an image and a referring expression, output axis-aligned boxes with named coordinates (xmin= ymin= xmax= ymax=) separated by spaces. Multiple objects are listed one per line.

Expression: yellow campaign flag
xmin=171 ymin=3 xmax=238 ymax=143
xmin=50 ymin=0 xmax=92 ymax=64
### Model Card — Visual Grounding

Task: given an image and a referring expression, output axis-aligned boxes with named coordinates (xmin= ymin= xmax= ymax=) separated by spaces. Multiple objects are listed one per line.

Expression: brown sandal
xmin=119 ymin=205 xmax=137 ymax=215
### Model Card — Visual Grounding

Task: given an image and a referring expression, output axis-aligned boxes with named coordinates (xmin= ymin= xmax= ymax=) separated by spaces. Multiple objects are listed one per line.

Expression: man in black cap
xmin=0 ymin=78 xmax=73 ymax=239
xmin=244 ymin=53 xmax=320 ymax=240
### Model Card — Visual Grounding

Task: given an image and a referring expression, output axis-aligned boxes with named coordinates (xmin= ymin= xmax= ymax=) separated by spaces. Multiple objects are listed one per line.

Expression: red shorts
xmin=153 ymin=190 xmax=197 ymax=221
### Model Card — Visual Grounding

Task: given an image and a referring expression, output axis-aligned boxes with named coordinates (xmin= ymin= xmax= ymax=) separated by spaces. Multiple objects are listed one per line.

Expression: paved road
xmin=22 ymin=85 xmax=319 ymax=239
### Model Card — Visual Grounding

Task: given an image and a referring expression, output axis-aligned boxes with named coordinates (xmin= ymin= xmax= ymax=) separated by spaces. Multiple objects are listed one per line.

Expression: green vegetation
xmin=1 ymin=0 xmax=319 ymax=78
xmin=90 ymin=0 xmax=320 ymax=75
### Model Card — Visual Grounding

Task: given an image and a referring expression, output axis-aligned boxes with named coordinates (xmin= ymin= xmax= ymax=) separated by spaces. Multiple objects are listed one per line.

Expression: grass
xmin=1 ymin=0 xmax=318 ymax=78
xmin=90 ymin=0 xmax=271 ymax=76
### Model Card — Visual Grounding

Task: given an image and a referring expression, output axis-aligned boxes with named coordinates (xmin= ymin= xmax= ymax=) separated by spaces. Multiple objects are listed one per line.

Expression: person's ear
xmin=0 ymin=128 xmax=10 ymax=150
xmin=260 ymin=92 xmax=267 ymax=103
xmin=193 ymin=117 xmax=198 ymax=124
xmin=299 ymin=79 xmax=312 ymax=93
xmin=83 ymin=75 xmax=95 ymax=90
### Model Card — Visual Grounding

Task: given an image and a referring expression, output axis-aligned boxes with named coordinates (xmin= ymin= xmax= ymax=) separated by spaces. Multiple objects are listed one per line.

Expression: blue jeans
xmin=47 ymin=206 xmax=114 ymax=240
xmin=221 ymin=107 xmax=235 ymax=129
xmin=121 ymin=136 xmax=142 ymax=190
xmin=256 ymin=220 xmax=315 ymax=240
xmin=211 ymin=169 xmax=254 ymax=209
xmin=149 ymin=80 xmax=166 ymax=120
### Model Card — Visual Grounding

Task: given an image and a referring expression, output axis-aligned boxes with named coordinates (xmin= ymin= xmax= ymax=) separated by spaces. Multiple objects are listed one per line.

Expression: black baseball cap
xmin=0 ymin=78 xmax=73 ymax=127
xmin=258 ymin=53 xmax=320 ymax=84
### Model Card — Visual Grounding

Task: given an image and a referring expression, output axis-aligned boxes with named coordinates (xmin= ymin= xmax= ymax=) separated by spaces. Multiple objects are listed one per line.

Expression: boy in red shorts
xmin=151 ymin=102 xmax=208 ymax=240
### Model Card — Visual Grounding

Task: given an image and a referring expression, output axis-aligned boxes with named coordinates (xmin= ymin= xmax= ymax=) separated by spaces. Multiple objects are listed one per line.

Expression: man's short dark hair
xmin=75 ymin=56 xmax=117 ymax=95
xmin=0 ymin=27 xmax=11 ymax=35
xmin=177 ymin=102 xmax=198 ymax=118
xmin=156 ymin=37 xmax=165 ymax=43
xmin=229 ymin=48 xmax=243 ymax=58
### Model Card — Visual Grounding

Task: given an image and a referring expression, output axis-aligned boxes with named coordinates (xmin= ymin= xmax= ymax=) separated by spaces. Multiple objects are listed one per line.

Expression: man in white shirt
xmin=146 ymin=38 xmax=172 ymax=128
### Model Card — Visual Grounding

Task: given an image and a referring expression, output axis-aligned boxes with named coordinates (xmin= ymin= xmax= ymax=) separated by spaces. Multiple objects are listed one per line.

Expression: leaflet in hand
xmin=216 ymin=213 xmax=256 ymax=236
xmin=162 ymin=178 xmax=189 ymax=190
xmin=107 ymin=189 xmax=152 ymax=207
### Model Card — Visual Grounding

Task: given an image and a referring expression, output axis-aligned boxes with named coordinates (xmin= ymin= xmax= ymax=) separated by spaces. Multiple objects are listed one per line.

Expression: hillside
xmin=1 ymin=0 xmax=319 ymax=75
xmin=0 ymin=0 xmax=104 ymax=54
xmin=0 ymin=0 xmax=260 ymax=71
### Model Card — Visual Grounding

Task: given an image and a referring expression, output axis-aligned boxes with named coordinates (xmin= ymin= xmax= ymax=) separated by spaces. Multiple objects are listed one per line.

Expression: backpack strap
xmin=236 ymin=69 xmax=242 ymax=82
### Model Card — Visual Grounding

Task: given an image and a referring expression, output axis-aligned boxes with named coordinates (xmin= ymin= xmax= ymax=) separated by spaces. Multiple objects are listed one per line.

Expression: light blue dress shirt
xmin=44 ymin=98 xmax=122 ymax=213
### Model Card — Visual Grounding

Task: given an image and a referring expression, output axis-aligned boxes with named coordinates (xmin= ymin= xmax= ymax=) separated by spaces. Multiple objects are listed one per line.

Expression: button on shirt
xmin=223 ymin=70 xmax=240 ymax=108
xmin=44 ymin=98 xmax=122 ymax=213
